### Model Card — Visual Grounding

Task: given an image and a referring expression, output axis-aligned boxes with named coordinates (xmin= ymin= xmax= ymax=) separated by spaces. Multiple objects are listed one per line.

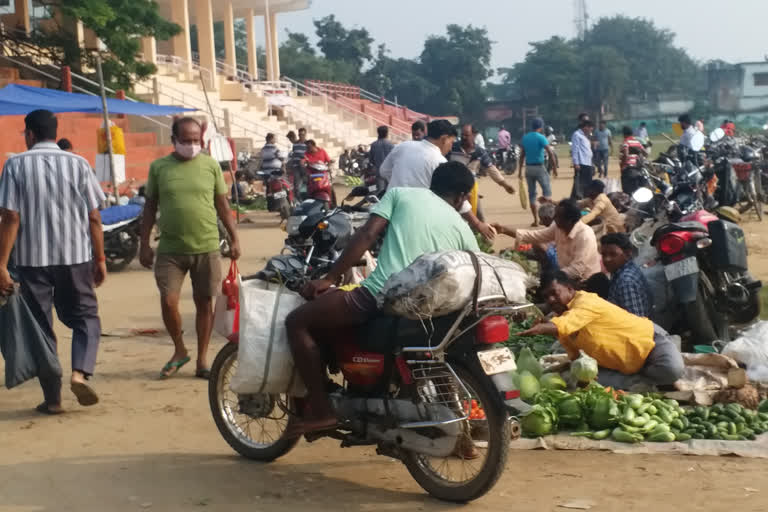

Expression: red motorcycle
xmin=208 ymin=253 xmax=528 ymax=502
xmin=263 ymin=169 xmax=294 ymax=220
xmin=306 ymin=161 xmax=335 ymax=208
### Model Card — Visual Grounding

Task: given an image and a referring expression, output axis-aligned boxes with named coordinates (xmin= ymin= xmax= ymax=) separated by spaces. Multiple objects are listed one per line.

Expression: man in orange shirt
xmin=518 ymin=271 xmax=684 ymax=390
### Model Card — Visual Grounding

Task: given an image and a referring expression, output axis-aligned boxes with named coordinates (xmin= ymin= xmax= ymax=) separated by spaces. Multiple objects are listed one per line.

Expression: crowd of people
xmin=0 ymin=108 xmax=689 ymax=420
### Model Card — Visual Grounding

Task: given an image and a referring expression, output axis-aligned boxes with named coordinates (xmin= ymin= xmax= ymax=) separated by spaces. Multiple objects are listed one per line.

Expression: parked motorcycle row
xmin=613 ymin=128 xmax=764 ymax=349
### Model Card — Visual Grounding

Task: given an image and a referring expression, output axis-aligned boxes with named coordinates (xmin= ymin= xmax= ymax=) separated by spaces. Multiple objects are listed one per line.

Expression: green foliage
xmin=32 ymin=0 xmax=179 ymax=90
xmin=501 ymin=16 xmax=697 ymax=132
xmin=314 ymin=14 xmax=373 ymax=69
xmin=279 ymin=31 xmax=358 ymax=84
xmin=585 ymin=16 xmax=697 ymax=99
xmin=418 ymin=25 xmax=493 ymax=118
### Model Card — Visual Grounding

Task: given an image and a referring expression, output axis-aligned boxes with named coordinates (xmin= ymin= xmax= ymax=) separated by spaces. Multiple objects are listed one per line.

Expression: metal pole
xmin=95 ymin=53 xmax=119 ymax=204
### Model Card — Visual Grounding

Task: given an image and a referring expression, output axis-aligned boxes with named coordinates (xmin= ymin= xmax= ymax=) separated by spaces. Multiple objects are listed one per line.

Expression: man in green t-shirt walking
xmin=140 ymin=117 xmax=240 ymax=379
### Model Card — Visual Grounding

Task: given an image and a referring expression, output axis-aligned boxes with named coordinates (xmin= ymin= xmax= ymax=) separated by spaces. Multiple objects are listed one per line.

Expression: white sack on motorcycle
xmin=229 ymin=280 xmax=307 ymax=397
xmin=379 ymin=251 xmax=537 ymax=320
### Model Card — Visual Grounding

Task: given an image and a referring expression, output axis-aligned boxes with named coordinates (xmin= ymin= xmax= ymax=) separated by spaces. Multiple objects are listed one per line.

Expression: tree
xmin=585 ymin=16 xmax=697 ymax=98
xmin=417 ymin=24 xmax=493 ymax=118
xmin=360 ymin=44 xmax=435 ymax=108
xmin=314 ymin=14 xmax=373 ymax=69
xmin=278 ymin=31 xmax=357 ymax=84
xmin=506 ymin=37 xmax=585 ymax=131
xmin=32 ymin=0 xmax=180 ymax=89
xmin=583 ymin=45 xmax=628 ymax=117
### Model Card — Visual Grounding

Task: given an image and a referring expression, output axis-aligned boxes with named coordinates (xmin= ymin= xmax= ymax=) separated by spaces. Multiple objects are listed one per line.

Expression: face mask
xmin=175 ymin=142 xmax=202 ymax=159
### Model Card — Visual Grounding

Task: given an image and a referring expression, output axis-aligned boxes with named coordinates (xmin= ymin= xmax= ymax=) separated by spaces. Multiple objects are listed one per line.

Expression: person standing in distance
xmin=594 ymin=120 xmax=613 ymax=178
xmin=140 ymin=117 xmax=241 ymax=379
xmin=0 ymin=109 xmax=107 ymax=414
xmin=571 ymin=119 xmax=595 ymax=199
xmin=520 ymin=118 xmax=558 ymax=226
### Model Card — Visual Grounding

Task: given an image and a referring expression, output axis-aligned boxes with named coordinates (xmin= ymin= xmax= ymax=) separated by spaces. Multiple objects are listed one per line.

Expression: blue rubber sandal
xmin=160 ymin=356 xmax=191 ymax=379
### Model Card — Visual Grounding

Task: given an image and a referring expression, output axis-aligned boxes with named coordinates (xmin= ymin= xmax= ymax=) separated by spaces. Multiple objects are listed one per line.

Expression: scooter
xmin=261 ymin=168 xmax=294 ymax=220
xmin=101 ymin=202 xmax=143 ymax=271
xmin=306 ymin=161 xmax=335 ymax=208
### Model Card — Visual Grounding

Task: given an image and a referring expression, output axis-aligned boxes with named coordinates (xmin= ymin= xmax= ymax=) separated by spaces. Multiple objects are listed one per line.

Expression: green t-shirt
xmin=362 ymin=187 xmax=480 ymax=296
xmin=146 ymin=153 xmax=228 ymax=254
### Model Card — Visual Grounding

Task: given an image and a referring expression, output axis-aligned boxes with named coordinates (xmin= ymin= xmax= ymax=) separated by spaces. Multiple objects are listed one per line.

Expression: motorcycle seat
xmin=651 ymin=221 xmax=708 ymax=244
xmin=359 ymin=311 xmax=462 ymax=354
xmin=100 ymin=204 xmax=142 ymax=226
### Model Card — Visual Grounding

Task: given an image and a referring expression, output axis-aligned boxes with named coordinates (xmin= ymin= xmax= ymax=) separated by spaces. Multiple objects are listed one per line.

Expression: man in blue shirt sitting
xmin=520 ymin=118 xmax=558 ymax=226
xmin=600 ymin=233 xmax=653 ymax=317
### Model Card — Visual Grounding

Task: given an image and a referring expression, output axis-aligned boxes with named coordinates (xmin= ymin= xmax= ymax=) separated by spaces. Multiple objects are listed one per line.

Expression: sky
xmin=270 ymin=0 xmax=768 ymax=78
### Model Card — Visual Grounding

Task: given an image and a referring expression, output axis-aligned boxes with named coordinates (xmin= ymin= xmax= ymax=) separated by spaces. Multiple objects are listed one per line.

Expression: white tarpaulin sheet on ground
xmin=510 ymin=433 xmax=768 ymax=458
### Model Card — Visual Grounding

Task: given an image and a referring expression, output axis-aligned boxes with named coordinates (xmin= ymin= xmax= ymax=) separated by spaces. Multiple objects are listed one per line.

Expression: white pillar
xmin=245 ymin=9 xmax=258 ymax=79
xmin=170 ymin=0 xmax=193 ymax=73
xmin=263 ymin=3 xmax=274 ymax=82
xmin=223 ymin=0 xmax=237 ymax=78
xmin=141 ymin=36 xmax=157 ymax=65
xmin=269 ymin=12 xmax=279 ymax=79
xmin=194 ymin=0 xmax=217 ymax=89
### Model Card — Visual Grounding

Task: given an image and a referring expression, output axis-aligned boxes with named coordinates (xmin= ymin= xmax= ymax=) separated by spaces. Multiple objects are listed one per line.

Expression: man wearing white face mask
xmin=140 ymin=117 xmax=240 ymax=379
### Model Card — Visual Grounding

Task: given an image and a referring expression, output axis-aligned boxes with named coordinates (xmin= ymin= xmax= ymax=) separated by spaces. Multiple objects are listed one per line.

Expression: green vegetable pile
xmin=476 ymin=233 xmax=494 ymax=254
xmin=520 ymin=384 xmax=768 ymax=443
xmin=505 ymin=320 xmax=557 ymax=359
xmin=344 ymin=176 xmax=363 ymax=187
xmin=230 ymin=196 xmax=267 ymax=212
xmin=499 ymin=249 xmax=539 ymax=276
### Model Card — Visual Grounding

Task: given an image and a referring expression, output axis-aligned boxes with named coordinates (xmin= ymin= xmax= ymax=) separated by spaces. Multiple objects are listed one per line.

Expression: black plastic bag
xmin=0 ymin=290 xmax=62 ymax=389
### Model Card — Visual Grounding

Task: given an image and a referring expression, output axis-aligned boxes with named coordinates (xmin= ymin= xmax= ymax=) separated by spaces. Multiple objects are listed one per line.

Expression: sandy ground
xmin=3 ymin=165 xmax=768 ymax=512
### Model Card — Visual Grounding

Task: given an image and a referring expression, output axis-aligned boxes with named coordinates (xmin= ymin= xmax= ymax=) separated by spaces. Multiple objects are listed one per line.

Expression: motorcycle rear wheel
xmin=402 ymin=363 xmax=510 ymax=503
xmin=105 ymin=232 xmax=139 ymax=272
xmin=208 ymin=343 xmax=300 ymax=461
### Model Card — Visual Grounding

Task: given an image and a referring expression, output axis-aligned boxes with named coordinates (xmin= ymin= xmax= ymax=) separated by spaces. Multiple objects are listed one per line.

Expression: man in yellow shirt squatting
xmin=518 ymin=271 xmax=684 ymax=390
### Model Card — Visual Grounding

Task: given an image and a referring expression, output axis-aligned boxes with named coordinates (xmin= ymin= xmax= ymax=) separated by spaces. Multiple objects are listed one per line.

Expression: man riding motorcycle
xmin=284 ymin=162 xmax=480 ymax=435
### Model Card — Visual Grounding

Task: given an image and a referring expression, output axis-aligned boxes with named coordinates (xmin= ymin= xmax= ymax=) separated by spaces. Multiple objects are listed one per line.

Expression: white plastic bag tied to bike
xmin=379 ymin=251 xmax=536 ymax=320
xmin=229 ymin=279 xmax=307 ymax=397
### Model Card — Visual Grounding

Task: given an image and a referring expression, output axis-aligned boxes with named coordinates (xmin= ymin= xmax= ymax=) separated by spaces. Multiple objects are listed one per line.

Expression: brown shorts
xmin=154 ymin=251 xmax=222 ymax=298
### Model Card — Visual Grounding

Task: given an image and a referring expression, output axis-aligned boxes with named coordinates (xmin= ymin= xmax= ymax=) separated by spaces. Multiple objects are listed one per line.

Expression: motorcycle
xmin=208 ymin=248 xmax=530 ymax=502
xmin=630 ymin=187 xmax=761 ymax=346
xmin=706 ymin=128 xmax=762 ymax=220
xmin=306 ymin=161 xmax=335 ymax=208
xmin=101 ymin=202 xmax=143 ymax=271
xmin=494 ymin=145 xmax=520 ymax=176
xmin=260 ymin=168 xmax=294 ymax=220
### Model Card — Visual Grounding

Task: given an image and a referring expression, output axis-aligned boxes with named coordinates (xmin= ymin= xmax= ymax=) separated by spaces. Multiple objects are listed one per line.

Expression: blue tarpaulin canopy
xmin=0 ymin=84 xmax=195 ymax=116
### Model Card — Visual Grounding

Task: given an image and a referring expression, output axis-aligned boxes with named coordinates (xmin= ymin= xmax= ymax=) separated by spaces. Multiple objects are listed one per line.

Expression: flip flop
xmin=160 ymin=356 xmax=191 ymax=379
xmin=70 ymin=381 xmax=99 ymax=406
xmin=35 ymin=402 xmax=64 ymax=415
xmin=195 ymin=368 xmax=211 ymax=380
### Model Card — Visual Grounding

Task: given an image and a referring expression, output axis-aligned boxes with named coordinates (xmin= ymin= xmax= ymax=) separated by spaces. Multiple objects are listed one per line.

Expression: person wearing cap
xmin=520 ymin=118 xmax=558 ymax=226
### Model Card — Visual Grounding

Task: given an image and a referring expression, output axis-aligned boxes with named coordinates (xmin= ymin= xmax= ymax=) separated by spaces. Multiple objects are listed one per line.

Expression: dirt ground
xmin=3 ymin=164 xmax=768 ymax=512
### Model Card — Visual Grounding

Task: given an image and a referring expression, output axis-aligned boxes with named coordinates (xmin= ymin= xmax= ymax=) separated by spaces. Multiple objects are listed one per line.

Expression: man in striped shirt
xmin=0 ymin=109 xmax=107 ymax=414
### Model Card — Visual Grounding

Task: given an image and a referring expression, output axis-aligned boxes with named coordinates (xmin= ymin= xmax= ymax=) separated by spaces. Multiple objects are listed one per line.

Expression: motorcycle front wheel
xmin=208 ymin=343 xmax=300 ymax=461
xmin=402 ymin=362 xmax=510 ymax=503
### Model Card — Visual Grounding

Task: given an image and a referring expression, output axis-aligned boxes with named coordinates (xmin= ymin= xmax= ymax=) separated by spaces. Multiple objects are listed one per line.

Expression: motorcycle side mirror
xmin=632 ymin=187 xmax=654 ymax=204
xmin=709 ymin=128 xmax=726 ymax=143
